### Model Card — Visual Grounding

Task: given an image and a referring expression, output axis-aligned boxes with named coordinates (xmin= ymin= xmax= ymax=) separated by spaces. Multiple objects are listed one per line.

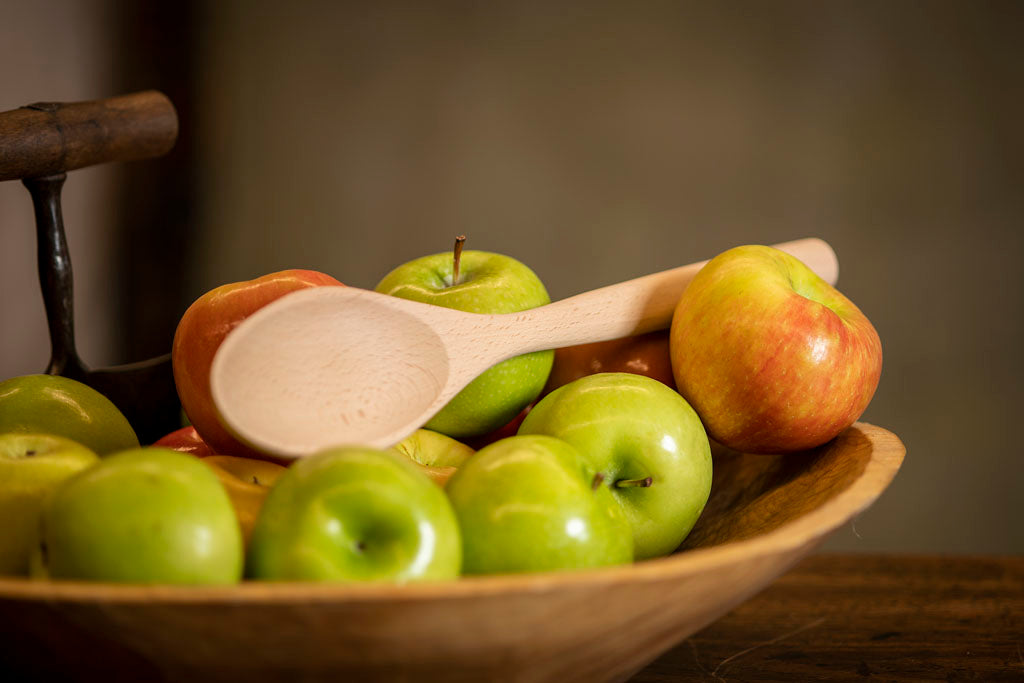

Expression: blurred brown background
xmin=2 ymin=0 xmax=1021 ymax=554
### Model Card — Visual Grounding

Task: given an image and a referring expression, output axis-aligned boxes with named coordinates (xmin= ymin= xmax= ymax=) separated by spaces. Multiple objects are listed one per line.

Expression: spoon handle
xmin=501 ymin=238 xmax=837 ymax=353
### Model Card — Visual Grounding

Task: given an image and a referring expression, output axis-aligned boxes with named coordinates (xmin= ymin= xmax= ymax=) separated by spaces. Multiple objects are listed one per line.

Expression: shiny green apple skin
xmin=247 ymin=447 xmax=461 ymax=583
xmin=0 ymin=433 xmax=99 ymax=575
xmin=446 ymin=434 xmax=633 ymax=575
xmin=375 ymin=250 xmax=553 ymax=438
xmin=519 ymin=373 xmax=712 ymax=560
xmin=0 ymin=374 xmax=138 ymax=455
xmin=40 ymin=447 xmax=243 ymax=584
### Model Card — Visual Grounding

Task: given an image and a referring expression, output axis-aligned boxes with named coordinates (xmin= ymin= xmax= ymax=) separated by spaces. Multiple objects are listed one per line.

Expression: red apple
xmin=172 ymin=270 xmax=343 ymax=459
xmin=461 ymin=405 xmax=532 ymax=451
xmin=154 ymin=425 xmax=219 ymax=457
xmin=669 ymin=245 xmax=882 ymax=454
xmin=541 ymin=330 xmax=676 ymax=397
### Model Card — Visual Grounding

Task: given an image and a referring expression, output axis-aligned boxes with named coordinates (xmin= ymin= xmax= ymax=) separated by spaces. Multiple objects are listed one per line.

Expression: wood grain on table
xmin=636 ymin=553 xmax=1024 ymax=682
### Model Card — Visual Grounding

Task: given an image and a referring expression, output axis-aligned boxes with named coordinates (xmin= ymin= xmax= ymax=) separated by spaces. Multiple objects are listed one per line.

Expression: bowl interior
xmin=682 ymin=425 xmax=877 ymax=550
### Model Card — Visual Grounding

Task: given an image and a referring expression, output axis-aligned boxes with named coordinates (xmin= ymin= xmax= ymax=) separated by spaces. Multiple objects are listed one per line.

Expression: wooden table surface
xmin=634 ymin=553 xmax=1023 ymax=682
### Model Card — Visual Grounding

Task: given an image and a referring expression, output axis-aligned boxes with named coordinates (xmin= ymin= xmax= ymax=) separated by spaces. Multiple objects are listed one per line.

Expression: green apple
xmin=391 ymin=428 xmax=475 ymax=487
xmin=0 ymin=433 xmax=99 ymax=575
xmin=247 ymin=447 xmax=461 ymax=582
xmin=446 ymin=434 xmax=633 ymax=575
xmin=374 ymin=243 xmax=554 ymax=438
xmin=39 ymin=447 xmax=243 ymax=584
xmin=518 ymin=373 xmax=712 ymax=560
xmin=670 ymin=245 xmax=882 ymax=453
xmin=0 ymin=374 xmax=138 ymax=455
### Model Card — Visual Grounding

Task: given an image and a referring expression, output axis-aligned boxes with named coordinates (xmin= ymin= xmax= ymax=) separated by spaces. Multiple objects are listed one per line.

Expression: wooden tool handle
xmin=0 ymin=90 xmax=178 ymax=181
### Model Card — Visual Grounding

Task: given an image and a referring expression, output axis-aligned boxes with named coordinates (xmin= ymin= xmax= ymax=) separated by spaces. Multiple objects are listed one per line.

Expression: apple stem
xmin=452 ymin=234 xmax=466 ymax=286
xmin=615 ymin=476 xmax=653 ymax=488
xmin=591 ymin=472 xmax=605 ymax=490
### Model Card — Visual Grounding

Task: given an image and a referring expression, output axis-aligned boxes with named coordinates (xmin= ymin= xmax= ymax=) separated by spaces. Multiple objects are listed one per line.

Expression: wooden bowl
xmin=0 ymin=422 xmax=903 ymax=682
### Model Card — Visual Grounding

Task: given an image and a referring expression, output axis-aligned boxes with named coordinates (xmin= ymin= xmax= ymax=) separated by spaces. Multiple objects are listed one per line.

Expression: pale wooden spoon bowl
xmin=0 ymin=422 xmax=904 ymax=682
xmin=211 ymin=237 xmax=838 ymax=457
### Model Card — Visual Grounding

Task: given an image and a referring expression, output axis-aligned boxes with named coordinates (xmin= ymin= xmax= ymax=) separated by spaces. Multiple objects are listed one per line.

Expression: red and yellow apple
xmin=172 ymin=269 xmax=343 ymax=459
xmin=670 ymin=245 xmax=882 ymax=454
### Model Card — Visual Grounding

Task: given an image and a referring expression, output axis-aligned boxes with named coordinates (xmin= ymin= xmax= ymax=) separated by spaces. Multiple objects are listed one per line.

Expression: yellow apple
xmin=200 ymin=455 xmax=287 ymax=544
xmin=391 ymin=429 xmax=474 ymax=487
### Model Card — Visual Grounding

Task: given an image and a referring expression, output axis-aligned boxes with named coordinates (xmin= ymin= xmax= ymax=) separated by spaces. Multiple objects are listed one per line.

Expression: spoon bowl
xmin=212 ymin=288 xmax=463 ymax=453
xmin=211 ymin=238 xmax=839 ymax=458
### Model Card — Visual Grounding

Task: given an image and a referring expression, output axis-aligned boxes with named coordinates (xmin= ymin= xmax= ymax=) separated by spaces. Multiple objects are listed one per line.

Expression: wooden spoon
xmin=210 ymin=238 xmax=838 ymax=458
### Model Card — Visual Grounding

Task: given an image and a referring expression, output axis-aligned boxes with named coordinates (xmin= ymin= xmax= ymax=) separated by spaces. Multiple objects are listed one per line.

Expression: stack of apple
xmin=0 ymin=240 xmax=881 ymax=584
